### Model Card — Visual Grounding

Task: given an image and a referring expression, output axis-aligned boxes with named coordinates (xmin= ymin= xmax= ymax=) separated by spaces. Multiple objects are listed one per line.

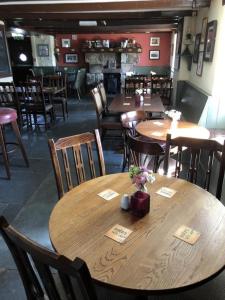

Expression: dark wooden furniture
xmin=151 ymin=76 xmax=172 ymax=107
xmin=97 ymin=81 xmax=117 ymax=116
xmin=163 ymin=133 xmax=225 ymax=200
xmin=0 ymin=216 xmax=98 ymax=300
xmin=109 ymin=94 xmax=165 ymax=114
xmin=127 ymin=132 xmax=165 ymax=172
xmin=48 ymin=129 xmax=105 ymax=199
xmin=136 ymin=119 xmax=210 ymax=142
xmin=18 ymin=81 xmax=54 ymax=130
xmin=49 ymin=172 xmax=225 ymax=296
xmin=0 ymin=82 xmax=23 ymax=127
xmin=44 ymin=74 xmax=68 ymax=120
xmin=90 ymin=87 xmax=121 ymax=138
xmin=0 ymin=107 xmax=29 ymax=179
xmin=120 ymin=110 xmax=147 ymax=171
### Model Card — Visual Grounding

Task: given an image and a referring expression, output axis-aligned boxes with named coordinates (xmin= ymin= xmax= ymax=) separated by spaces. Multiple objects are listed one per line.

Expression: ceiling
xmin=0 ymin=0 xmax=211 ymax=34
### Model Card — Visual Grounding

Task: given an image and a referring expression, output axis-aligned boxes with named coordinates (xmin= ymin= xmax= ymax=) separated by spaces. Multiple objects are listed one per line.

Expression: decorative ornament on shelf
xmin=129 ymin=166 xmax=155 ymax=217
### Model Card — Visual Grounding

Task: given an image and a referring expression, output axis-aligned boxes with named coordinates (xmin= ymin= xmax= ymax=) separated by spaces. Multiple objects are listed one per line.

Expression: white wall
xmin=0 ymin=20 xmax=13 ymax=82
xmin=177 ymin=1 xmax=225 ymax=128
xmin=31 ymin=34 xmax=56 ymax=67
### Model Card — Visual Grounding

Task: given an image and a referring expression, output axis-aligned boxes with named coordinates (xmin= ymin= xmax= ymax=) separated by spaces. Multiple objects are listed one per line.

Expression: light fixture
xmin=19 ymin=53 xmax=27 ymax=62
xmin=79 ymin=21 xmax=97 ymax=26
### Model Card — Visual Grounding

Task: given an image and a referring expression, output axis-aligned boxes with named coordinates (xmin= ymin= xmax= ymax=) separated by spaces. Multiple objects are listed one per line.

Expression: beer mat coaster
xmin=105 ymin=224 xmax=133 ymax=243
xmin=156 ymin=187 xmax=177 ymax=198
xmin=153 ymin=121 xmax=164 ymax=126
xmin=125 ymin=96 xmax=132 ymax=99
xmin=98 ymin=189 xmax=119 ymax=201
xmin=144 ymin=103 xmax=151 ymax=106
xmin=174 ymin=225 xmax=200 ymax=245
xmin=123 ymin=102 xmax=131 ymax=105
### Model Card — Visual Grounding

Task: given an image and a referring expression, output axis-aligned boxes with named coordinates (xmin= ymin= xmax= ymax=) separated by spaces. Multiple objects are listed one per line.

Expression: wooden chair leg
xmin=11 ymin=121 xmax=29 ymax=167
xmin=0 ymin=125 xmax=10 ymax=179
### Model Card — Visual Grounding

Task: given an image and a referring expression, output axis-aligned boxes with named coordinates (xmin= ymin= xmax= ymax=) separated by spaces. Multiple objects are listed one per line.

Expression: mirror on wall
xmin=0 ymin=25 xmax=11 ymax=78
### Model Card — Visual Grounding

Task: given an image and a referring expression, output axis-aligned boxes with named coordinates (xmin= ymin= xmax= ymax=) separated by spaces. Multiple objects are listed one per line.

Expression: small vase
xmin=170 ymin=119 xmax=178 ymax=132
xmin=130 ymin=190 xmax=150 ymax=217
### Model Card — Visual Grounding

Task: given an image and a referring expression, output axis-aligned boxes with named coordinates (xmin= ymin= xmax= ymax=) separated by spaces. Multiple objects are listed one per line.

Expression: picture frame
xmin=200 ymin=17 xmax=208 ymax=44
xmin=150 ymin=37 xmax=160 ymax=46
xmin=0 ymin=25 xmax=11 ymax=78
xmin=193 ymin=33 xmax=201 ymax=63
xmin=64 ymin=53 xmax=78 ymax=63
xmin=204 ymin=20 xmax=217 ymax=62
xmin=37 ymin=44 xmax=49 ymax=57
xmin=196 ymin=51 xmax=204 ymax=76
xmin=62 ymin=38 xmax=71 ymax=48
xmin=149 ymin=50 xmax=160 ymax=60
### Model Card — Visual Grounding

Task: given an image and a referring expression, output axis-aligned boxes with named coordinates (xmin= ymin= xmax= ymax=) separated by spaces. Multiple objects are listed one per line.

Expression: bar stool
xmin=0 ymin=107 xmax=29 ymax=179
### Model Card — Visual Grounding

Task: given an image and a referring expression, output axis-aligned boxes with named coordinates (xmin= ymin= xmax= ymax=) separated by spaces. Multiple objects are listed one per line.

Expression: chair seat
xmin=101 ymin=115 xmax=122 ymax=129
xmin=0 ymin=107 xmax=17 ymax=125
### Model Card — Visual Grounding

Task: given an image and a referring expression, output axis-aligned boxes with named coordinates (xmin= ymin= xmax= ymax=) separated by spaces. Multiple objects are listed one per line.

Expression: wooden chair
xmin=151 ymin=76 xmax=172 ymax=107
xmin=44 ymin=74 xmax=68 ymax=120
xmin=120 ymin=111 xmax=147 ymax=171
xmin=0 ymin=82 xmax=23 ymax=127
xmin=90 ymin=87 xmax=121 ymax=139
xmin=48 ymin=129 xmax=105 ymax=199
xmin=74 ymin=68 xmax=86 ymax=100
xmin=0 ymin=215 xmax=98 ymax=300
xmin=163 ymin=134 xmax=225 ymax=200
xmin=18 ymin=81 xmax=54 ymax=130
xmin=126 ymin=133 xmax=165 ymax=173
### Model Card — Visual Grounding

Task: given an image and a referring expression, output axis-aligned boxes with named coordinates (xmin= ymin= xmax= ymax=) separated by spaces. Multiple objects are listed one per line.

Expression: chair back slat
xmin=98 ymin=82 xmax=107 ymax=109
xmin=0 ymin=216 xmax=98 ymax=300
xmin=62 ymin=148 xmax=74 ymax=191
xmin=49 ymin=130 xmax=105 ymax=199
xmin=32 ymin=259 xmax=62 ymax=300
xmin=72 ymin=145 xmax=86 ymax=184
xmin=91 ymin=87 xmax=104 ymax=117
xmin=163 ymin=134 xmax=225 ymax=200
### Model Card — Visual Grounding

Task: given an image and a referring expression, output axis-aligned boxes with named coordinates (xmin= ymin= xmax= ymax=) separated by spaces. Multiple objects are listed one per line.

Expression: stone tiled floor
xmin=0 ymin=97 xmax=225 ymax=300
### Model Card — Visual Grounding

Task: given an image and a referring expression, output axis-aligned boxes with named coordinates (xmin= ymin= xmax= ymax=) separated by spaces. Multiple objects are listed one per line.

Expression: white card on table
xmin=98 ymin=189 xmax=119 ymax=201
xmin=153 ymin=121 xmax=163 ymax=126
xmin=156 ymin=187 xmax=177 ymax=198
xmin=123 ymin=103 xmax=131 ymax=106
xmin=174 ymin=225 xmax=200 ymax=245
xmin=105 ymin=224 xmax=133 ymax=243
xmin=125 ymin=96 xmax=132 ymax=99
xmin=144 ymin=103 xmax=151 ymax=106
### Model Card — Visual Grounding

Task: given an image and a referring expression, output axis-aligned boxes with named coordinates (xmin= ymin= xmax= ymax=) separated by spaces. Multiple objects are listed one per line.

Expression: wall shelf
xmin=81 ymin=47 xmax=142 ymax=53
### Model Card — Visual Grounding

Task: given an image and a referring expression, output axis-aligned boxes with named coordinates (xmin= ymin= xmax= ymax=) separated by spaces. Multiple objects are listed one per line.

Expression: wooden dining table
xmin=49 ymin=173 xmax=225 ymax=297
xmin=136 ymin=119 xmax=210 ymax=142
xmin=108 ymin=94 xmax=165 ymax=113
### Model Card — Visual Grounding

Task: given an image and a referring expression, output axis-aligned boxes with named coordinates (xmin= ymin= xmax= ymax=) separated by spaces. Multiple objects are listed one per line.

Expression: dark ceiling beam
xmin=0 ymin=10 xmax=193 ymax=20
xmin=22 ymin=24 xmax=176 ymax=34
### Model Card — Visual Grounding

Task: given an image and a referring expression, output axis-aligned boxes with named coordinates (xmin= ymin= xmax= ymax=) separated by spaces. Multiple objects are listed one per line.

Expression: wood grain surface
xmin=49 ymin=173 xmax=225 ymax=294
xmin=108 ymin=94 xmax=165 ymax=113
xmin=136 ymin=119 xmax=210 ymax=142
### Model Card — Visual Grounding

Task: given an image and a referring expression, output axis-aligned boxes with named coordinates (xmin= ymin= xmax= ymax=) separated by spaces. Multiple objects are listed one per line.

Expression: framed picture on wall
xmin=200 ymin=17 xmax=208 ymax=44
xmin=193 ymin=33 xmax=201 ymax=63
xmin=64 ymin=53 xmax=78 ymax=63
xmin=37 ymin=44 xmax=49 ymax=57
xmin=62 ymin=38 xmax=71 ymax=48
xmin=150 ymin=37 xmax=160 ymax=46
xmin=204 ymin=20 xmax=217 ymax=62
xmin=196 ymin=51 xmax=204 ymax=76
xmin=149 ymin=50 xmax=160 ymax=60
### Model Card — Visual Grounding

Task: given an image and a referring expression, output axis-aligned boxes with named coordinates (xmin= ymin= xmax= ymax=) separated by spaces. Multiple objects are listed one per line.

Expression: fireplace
xmin=104 ymin=73 xmax=121 ymax=94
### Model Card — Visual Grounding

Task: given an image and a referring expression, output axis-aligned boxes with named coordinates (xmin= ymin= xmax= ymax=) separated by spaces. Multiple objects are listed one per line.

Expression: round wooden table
xmin=49 ymin=173 xmax=225 ymax=296
xmin=135 ymin=119 xmax=210 ymax=142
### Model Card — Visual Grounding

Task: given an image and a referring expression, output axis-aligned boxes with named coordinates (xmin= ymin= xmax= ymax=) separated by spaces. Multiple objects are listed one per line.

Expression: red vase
xmin=130 ymin=191 xmax=150 ymax=217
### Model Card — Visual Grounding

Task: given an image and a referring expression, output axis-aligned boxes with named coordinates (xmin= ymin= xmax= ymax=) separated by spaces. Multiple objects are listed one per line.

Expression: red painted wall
xmin=55 ymin=32 xmax=171 ymax=67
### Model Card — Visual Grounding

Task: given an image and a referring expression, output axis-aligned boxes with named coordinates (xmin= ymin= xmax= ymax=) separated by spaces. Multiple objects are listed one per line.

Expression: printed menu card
xmin=105 ymin=224 xmax=133 ymax=243
xmin=174 ymin=225 xmax=200 ymax=245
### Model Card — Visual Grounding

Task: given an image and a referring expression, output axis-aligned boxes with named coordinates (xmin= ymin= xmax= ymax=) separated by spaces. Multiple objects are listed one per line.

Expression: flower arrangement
xmin=129 ymin=165 xmax=155 ymax=192
xmin=165 ymin=109 xmax=181 ymax=121
xmin=135 ymin=88 xmax=143 ymax=95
